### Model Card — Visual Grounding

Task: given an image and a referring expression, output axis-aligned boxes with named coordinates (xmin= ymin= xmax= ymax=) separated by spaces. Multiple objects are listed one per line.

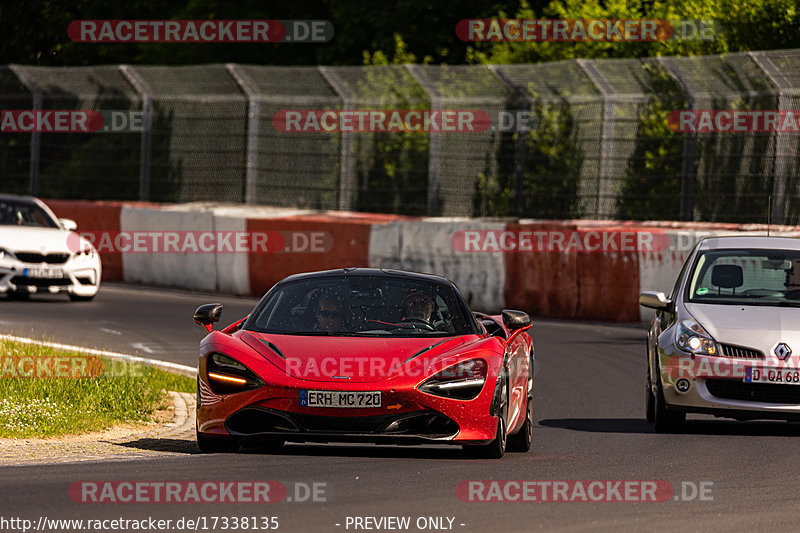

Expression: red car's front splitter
xmin=197 ymin=379 xmax=499 ymax=444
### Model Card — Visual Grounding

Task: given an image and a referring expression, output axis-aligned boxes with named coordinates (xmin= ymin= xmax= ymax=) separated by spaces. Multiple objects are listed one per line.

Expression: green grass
xmin=0 ymin=339 xmax=195 ymax=438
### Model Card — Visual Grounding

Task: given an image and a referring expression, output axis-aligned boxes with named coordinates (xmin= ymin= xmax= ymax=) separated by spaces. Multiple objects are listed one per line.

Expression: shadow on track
xmin=111 ymin=438 xmax=478 ymax=460
xmin=111 ymin=437 xmax=202 ymax=455
xmin=540 ymin=417 xmax=800 ymax=437
xmin=239 ymin=443 xmax=473 ymax=460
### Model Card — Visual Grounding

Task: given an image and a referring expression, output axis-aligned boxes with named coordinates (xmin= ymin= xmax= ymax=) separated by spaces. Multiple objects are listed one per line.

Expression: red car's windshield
xmin=245 ymin=276 xmax=475 ymax=337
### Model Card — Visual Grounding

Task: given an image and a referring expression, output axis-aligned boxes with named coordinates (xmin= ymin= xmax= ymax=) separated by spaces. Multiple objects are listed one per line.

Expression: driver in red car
xmin=314 ymin=293 xmax=344 ymax=332
xmin=403 ymin=290 xmax=435 ymax=322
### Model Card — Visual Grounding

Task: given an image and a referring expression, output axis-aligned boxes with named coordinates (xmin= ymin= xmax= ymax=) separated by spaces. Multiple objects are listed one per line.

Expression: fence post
xmin=9 ymin=65 xmax=41 ymax=196
xmin=319 ymin=67 xmax=356 ymax=211
xmin=657 ymin=57 xmax=696 ymax=222
xmin=749 ymin=51 xmax=794 ymax=225
xmin=489 ymin=65 xmax=530 ymax=217
xmin=576 ymin=59 xmax=619 ymax=219
xmin=404 ymin=64 xmax=442 ymax=216
xmin=120 ymin=65 xmax=153 ymax=202
xmin=226 ymin=64 xmax=260 ymax=204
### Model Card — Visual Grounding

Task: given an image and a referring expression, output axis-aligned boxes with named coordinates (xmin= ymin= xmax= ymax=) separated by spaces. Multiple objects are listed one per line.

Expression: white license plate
xmin=22 ymin=267 xmax=64 ymax=279
xmin=299 ymin=390 xmax=382 ymax=408
xmin=744 ymin=367 xmax=800 ymax=385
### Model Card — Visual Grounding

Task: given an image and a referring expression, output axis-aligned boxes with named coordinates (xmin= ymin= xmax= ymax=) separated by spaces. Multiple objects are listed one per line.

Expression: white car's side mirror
xmin=59 ymin=218 xmax=78 ymax=232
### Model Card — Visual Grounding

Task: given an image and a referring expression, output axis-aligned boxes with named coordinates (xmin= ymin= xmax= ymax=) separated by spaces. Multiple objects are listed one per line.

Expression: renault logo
xmin=775 ymin=343 xmax=792 ymax=361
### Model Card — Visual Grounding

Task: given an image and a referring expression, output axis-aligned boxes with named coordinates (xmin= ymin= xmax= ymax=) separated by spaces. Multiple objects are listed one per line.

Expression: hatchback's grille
xmin=720 ymin=344 xmax=764 ymax=359
xmin=15 ymin=252 xmax=70 ymax=264
xmin=706 ymin=379 xmax=800 ymax=404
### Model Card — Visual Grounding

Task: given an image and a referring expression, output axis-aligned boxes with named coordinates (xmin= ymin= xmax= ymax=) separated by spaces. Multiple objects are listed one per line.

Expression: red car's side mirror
xmin=502 ymin=309 xmax=532 ymax=343
xmin=194 ymin=303 xmax=223 ymax=333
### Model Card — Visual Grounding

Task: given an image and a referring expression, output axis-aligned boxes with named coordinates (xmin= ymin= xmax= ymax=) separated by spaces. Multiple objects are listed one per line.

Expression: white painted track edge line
xmin=0 ymin=334 xmax=197 ymax=378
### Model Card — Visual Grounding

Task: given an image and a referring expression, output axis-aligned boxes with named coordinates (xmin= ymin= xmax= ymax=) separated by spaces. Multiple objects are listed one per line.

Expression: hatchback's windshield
xmin=0 ymin=200 xmax=58 ymax=228
xmin=246 ymin=276 xmax=474 ymax=337
xmin=687 ymin=249 xmax=800 ymax=307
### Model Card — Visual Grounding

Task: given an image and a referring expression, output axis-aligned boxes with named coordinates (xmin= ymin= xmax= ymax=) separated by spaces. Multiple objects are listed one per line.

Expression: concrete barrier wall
xmin=44 ymin=200 xmax=125 ymax=281
xmin=369 ymin=220 xmax=506 ymax=311
xmin=247 ymin=214 xmax=376 ymax=295
xmin=41 ymin=199 xmax=800 ymax=322
xmin=120 ymin=205 xmax=219 ymax=291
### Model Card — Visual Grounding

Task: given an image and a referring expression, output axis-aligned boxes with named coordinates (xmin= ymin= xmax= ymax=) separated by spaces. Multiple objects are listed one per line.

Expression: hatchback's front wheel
xmin=653 ymin=378 xmax=685 ymax=433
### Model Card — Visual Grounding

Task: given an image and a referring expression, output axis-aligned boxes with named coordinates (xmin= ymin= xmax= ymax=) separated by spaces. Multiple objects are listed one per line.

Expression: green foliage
xmin=467 ymin=0 xmax=800 ymax=65
xmin=0 ymin=339 xmax=194 ymax=438
xmin=355 ymin=35 xmax=430 ymax=215
xmin=474 ymin=102 xmax=582 ymax=218
xmin=616 ymin=62 xmax=685 ymax=220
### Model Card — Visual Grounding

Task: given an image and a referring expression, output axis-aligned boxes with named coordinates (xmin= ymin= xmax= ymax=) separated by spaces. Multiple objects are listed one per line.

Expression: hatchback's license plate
xmin=23 ymin=267 xmax=64 ymax=279
xmin=744 ymin=367 xmax=800 ymax=385
xmin=299 ymin=390 xmax=382 ymax=408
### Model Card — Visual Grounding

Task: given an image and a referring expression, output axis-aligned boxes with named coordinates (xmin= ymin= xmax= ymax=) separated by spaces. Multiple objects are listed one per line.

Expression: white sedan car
xmin=641 ymin=236 xmax=800 ymax=432
xmin=0 ymin=195 xmax=101 ymax=301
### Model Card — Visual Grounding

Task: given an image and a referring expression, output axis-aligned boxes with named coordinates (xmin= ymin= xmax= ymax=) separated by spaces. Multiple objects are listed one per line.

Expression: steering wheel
xmin=400 ymin=317 xmax=436 ymax=331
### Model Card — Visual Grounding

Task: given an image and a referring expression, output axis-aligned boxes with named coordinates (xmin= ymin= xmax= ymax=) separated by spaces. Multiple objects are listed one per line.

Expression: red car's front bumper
xmin=197 ymin=367 xmax=500 ymax=445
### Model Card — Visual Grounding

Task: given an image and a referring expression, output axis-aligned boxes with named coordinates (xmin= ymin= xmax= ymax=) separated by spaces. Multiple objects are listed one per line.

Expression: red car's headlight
xmin=206 ymin=352 xmax=264 ymax=394
xmin=418 ymin=359 xmax=488 ymax=400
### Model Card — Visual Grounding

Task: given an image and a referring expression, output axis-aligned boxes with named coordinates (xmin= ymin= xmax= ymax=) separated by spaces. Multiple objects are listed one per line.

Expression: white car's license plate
xmin=22 ymin=267 xmax=64 ymax=279
xmin=299 ymin=390 xmax=382 ymax=408
xmin=744 ymin=367 xmax=800 ymax=385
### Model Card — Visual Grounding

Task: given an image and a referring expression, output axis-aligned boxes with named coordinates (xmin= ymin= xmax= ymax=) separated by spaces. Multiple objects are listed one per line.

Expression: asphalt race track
xmin=3 ymin=285 xmax=800 ymax=531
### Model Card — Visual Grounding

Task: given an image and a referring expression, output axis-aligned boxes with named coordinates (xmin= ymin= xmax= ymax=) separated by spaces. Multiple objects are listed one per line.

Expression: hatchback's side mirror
xmin=639 ymin=291 xmax=672 ymax=311
xmin=59 ymin=218 xmax=78 ymax=232
xmin=194 ymin=303 xmax=223 ymax=333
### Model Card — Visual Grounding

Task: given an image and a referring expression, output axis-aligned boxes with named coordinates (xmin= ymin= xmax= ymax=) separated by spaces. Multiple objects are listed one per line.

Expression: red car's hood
xmin=239 ymin=331 xmax=466 ymax=383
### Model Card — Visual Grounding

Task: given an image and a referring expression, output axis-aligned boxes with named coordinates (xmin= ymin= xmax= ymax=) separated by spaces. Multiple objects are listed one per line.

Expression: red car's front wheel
xmin=196 ymin=430 xmax=239 ymax=453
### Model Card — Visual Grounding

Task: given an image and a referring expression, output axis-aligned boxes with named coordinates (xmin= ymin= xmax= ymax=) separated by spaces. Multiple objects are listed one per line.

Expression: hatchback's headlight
xmin=676 ymin=319 xmax=719 ymax=356
xmin=0 ymin=247 xmax=13 ymax=260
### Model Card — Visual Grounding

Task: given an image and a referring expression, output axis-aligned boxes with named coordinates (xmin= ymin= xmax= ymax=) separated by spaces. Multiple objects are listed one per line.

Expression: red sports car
xmin=193 ymin=268 xmax=534 ymax=458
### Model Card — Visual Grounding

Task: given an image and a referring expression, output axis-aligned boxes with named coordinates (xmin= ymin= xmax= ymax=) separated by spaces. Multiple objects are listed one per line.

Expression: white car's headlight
xmin=74 ymin=246 xmax=96 ymax=258
xmin=0 ymin=247 xmax=13 ymax=260
xmin=676 ymin=319 xmax=719 ymax=356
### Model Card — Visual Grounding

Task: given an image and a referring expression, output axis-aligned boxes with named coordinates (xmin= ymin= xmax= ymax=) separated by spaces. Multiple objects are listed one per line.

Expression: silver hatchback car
xmin=641 ymin=236 xmax=800 ymax=432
